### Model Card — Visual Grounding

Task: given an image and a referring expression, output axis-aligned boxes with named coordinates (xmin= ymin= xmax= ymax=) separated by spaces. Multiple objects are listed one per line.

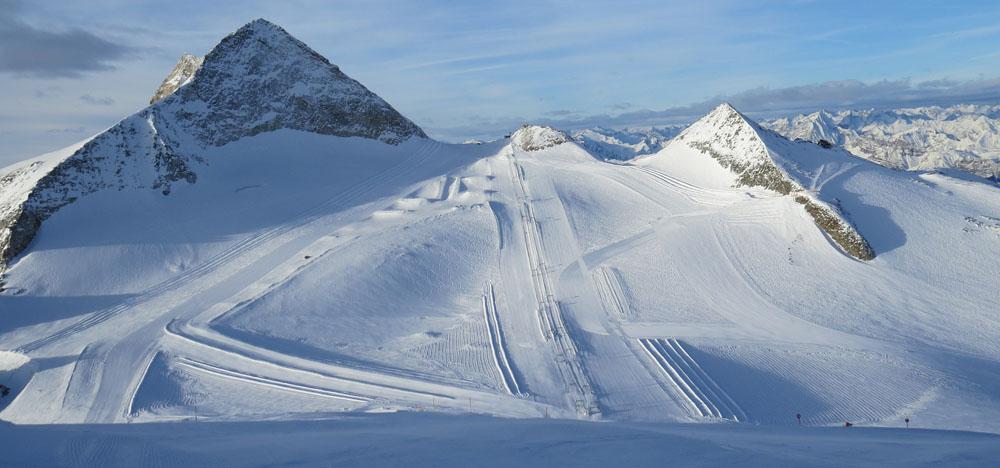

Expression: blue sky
xmin=3 ymin=0 xmax=1000 ymax=165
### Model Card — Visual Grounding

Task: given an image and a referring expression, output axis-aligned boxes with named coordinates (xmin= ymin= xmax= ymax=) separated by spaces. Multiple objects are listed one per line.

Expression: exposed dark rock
xmin=795 ymin=196 xmax=875 ymax=261
xmin=0 ymin=19 xmax=427 ymax=270
xmin=165 ymin=19 xmax=426 ymax=146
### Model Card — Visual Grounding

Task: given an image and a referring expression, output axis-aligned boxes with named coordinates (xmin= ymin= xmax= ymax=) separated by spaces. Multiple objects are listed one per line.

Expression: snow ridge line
xmin=482 ymin=283 xmax=522 ymax=396
xmin=15 ymin=140 xmax=442 ymax=353
xmin=592 ymin=267 xmax=634 ymax=320
xmin=638 ymin=338 xmax=744 ymax=421
xmin=174 ymin=357 xmax=372 ymax=404
xmin=637 ymin=166 xmax=738 ymax=207
xmin=506 ymin=148 xmax=601 ymax=418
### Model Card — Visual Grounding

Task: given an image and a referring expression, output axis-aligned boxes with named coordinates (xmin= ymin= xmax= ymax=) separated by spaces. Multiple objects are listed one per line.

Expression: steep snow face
xmin=510 ymin=125 xmax=570 ymax=151
xmin=0 ymin=19 xmax=427 ymax=269
xmin=0 ymin=141 xmax=96 ymax=271
xmin=149 ymin=54 xmax=203 ymax=104
xmin=572 ymin=126 xmax=682 ymax=161
xmin=765 ymin=105 xmax=1000 ymax=180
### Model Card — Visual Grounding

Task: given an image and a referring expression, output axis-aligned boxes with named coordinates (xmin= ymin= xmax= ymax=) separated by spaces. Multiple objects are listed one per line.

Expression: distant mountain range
xmin=764 ymin=105 xmax=1000 ymax=180
xmin=576 ymin=105 xmax=1000 ymax=181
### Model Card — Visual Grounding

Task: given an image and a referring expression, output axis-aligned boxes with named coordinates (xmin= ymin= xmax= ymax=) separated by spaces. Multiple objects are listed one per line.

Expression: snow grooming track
xmin=506 ymin=148 xmax=601 ymax=418
xmin=636 ymin=166 xmax=742 ymax=206
xmin=14 ymin=140 xmax=443 ymax=353
xmin=482 ymin=283 xmax=522 ymax=396
xmin=592 ymin=267 xmax=635 ymax=321
xmin=173 ymin=357 xmax=372 ymax=404
xmin=638 ymin=338 xmax=746 ymax=421
xmin=161 ymin=319 xmax=536 ymax=413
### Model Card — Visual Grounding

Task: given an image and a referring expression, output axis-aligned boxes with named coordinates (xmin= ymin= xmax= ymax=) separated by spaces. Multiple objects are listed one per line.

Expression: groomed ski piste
xmin=1 ymin=19 xmax=1000 ymax=467
xmin=2 ymin=110 xmax=1000 ymax=457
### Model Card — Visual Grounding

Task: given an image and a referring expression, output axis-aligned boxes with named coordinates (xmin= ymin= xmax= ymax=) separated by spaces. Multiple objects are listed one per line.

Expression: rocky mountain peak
xmin=0 ymin=19 xmax=427 ymax=271
xmin=675 ymin=103 xmax=874 ymax=260
xmin=160 ymin=18 xmax=426 ymax=146
xmin=678 ymin=103 xmax=775 ymax=176
xmin=149 ymin=53 xmax=203 ymax=104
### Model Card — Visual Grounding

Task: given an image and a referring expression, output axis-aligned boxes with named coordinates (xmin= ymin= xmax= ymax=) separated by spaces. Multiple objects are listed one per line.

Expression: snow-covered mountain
xmin=1 ymin=18 xmax=1000 ymax=456
xmin=764 ymin=105 xmax=1000 ymax=180
xmin=572 ymin=126 xmax=682 ymax=160
xmin=0 ymin=19 xmax=424 ymax=270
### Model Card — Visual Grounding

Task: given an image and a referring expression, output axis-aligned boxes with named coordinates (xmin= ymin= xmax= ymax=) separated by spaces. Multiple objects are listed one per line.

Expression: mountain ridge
xmin=0 ymin=19 xmax=426 ymax=271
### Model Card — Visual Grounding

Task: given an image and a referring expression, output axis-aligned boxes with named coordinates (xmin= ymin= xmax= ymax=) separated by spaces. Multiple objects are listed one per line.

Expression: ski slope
xmin=1 ymin=22 xmax=999 ymax=457
xmin=1 ymin=115 xmax=997 ymax=433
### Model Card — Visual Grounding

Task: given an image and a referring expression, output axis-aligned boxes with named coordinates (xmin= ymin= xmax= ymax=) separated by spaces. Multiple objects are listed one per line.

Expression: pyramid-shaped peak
xmin=712 ymin=102 xmax=740 ymax=114
xmin=243 ymin=18 xmax=284 ymax=31
xmin=700 ymin=102 xmax=754 ymax=126
xmin=204 ymin=18 xmax=327 ymax=68
xmin=219 ymin=18 xmax=295 ymax=41
xmin=159 ymin=19 xmax=426 ymax=145
xmin=681 ymin=102 xmax=759 ymax=142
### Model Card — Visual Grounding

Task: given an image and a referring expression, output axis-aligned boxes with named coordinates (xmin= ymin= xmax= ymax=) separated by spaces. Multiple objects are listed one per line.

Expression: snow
xmin=3 ymin=99 xmax=999 ymax=431
xmin=510 ymin=125 xmax=571 ymax=151
xmin=572 ymin=126 xmax=682 ymax=160
xmin=2 ymin=413 xmax=999 ymax=467
xmin=765 ymin=104 xmax=1000 ymax=179
xmin=0 ymin=350 xmax=27 ymax=371
xmin=1 ymin=18 xmax=999 ymax=466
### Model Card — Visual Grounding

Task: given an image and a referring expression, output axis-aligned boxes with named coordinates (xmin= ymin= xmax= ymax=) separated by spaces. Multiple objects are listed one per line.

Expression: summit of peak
xmin=224 ymin=18 xmax=297 ymax=45
xmin=204 ymin=18 xmax=325 ymax=68
xmin=244 ymin=18 xmax=283 ymax=30
xmin=712 ymin=102 xmax=740 ymax=114
xmin=682 ymin=102 xmax=758 ymax=141
xmin=155 ymin=20 xmax=425 ymax=145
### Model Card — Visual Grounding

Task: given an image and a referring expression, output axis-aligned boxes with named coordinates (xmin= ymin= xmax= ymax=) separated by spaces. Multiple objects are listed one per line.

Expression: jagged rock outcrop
xmin=150 ymin=54 xmax=204 ymax=104
xmin=679 ymin=103 xmax=875 ymax=261
xmin=511 ymin=125 xmax=570 ymax=151
xmin=0 ymin=18 xmax=426 ymax=270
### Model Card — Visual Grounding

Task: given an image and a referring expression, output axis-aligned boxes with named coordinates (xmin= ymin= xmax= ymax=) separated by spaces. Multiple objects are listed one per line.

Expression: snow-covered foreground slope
xmin=2 ymin=112 xmax=998 ymax=432
xmin=764 ymin=105 xmax=1000 ymax=180
xmin=1 ymin=20 xmax=999 ymax=463
xmin=3 ymin=413 xmax=999 ymax=467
